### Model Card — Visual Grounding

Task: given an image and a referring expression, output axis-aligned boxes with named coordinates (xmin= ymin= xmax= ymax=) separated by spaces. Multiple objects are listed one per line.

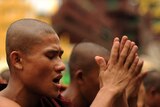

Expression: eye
xmin=45 ymin=50 xmax=64 ymax=60
xmin=46 ymin=51 xmax=58 ymax=60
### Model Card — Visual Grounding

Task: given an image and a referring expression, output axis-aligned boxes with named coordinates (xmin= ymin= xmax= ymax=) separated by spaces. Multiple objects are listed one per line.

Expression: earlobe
xmin=10 ymin=51 xmax=23 ymax=70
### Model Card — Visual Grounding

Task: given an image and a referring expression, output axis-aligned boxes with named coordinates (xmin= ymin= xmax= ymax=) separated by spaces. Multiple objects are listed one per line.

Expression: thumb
xmin=95 ymin=56 xmax=107 ymax=88
xmin=95 ymin=56 xmax=107 ymax=73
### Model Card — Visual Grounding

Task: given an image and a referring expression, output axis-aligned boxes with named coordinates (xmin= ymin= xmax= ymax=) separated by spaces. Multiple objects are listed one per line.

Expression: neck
xmin=62 ymin=82 xmax=89 ymax=107
xmin=0 ymin=77 xmax=41 ymax=107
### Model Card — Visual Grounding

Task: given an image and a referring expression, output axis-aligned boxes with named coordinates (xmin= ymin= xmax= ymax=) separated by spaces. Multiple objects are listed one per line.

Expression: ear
xmin=75 ymin=69 xmax=84 ymax=84
xmin=10 ymin=51 xmax=23 ymax=70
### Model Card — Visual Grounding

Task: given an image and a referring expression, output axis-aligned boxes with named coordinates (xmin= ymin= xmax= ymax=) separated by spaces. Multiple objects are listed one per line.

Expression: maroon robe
xmin=0 ymin=84 xmax=72 ymax=107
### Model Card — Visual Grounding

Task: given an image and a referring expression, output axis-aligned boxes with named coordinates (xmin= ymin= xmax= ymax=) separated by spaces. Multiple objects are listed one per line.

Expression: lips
xmin=52 ymin=74 xmax=63 ymax=84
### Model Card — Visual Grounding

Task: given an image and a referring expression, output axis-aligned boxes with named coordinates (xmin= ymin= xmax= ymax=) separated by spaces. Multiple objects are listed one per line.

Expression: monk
xmin=0 ymin=18 xmax=143 ymax=107
xmin=63 ymin=39 xmax=145 ymax=107
xmin=62 ymin=42 xmax=110 ymax=107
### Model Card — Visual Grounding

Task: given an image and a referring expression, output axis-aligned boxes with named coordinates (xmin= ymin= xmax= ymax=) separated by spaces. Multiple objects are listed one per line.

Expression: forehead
xmin=42 ymin=33 xmax=62 ymax=48
xmin=29 ymin=33 xmax=62 ymax=52
xmin=41 ymin=33 xmax=59 ymax=43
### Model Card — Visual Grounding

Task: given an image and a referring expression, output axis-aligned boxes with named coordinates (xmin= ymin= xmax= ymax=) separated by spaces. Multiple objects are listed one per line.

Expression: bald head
xmin=69 ymin=42 xmax=109 ymax=79
xmin=143 ymin=70 xmax=160 ymax=93
xmin=6 ymin=18 xmax=57 ymax=66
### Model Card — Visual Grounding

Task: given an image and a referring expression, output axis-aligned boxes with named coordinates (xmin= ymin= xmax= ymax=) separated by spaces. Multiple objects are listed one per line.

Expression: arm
xmin=91 ymin=87 xmax=120 ymax=107
xmin=91 ymin=36 xmax=140 ymax=107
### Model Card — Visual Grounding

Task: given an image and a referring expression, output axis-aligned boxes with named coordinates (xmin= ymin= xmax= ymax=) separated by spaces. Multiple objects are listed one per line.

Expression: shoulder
xmin=0 ymin=96 xmax=21 ymax=107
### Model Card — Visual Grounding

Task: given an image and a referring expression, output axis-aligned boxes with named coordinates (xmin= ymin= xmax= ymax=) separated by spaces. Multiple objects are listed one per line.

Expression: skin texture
xmin=0 ymin=96 xmax=21 ymax=107
xmin=0 ymin=19 xmax=65 ymax=107
xmin=63 ymin=36 xmax=144 ymax=107
xmin=91 ymin=36 xmax=144 ymax=107
xmin=62 ymin=42 xmax=109 ymax=107
xmin=0 ymin=18 xmax=144 ymax=107
xmin=119 ymin=36 xmax=146 ymax=107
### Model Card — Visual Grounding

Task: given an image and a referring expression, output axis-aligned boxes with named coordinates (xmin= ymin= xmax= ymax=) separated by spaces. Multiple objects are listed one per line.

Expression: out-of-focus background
xmin=0 ymin=0 xmax=160 ymax=85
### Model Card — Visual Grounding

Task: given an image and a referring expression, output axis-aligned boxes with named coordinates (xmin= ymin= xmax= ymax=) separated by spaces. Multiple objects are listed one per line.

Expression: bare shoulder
xmin=0 ymin=95 xmax=21 ymax=107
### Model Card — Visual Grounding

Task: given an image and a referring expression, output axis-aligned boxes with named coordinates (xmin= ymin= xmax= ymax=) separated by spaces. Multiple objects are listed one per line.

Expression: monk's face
xmin=21 ymin=34 xmax=65 ymax=98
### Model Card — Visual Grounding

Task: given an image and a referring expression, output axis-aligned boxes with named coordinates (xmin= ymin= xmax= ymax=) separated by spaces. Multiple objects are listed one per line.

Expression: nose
xmin=54 ymin=60 xmax=66 ymax=73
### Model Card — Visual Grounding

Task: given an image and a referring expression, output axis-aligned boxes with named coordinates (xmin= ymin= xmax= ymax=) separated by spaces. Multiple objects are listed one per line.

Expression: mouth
xmin=52 ymin=74 xmax=62 ymax=84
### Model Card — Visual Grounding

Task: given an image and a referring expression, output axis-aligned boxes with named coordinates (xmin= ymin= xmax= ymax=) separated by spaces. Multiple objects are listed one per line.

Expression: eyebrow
xmin=47 ymin=49 xmax=64 ymax=54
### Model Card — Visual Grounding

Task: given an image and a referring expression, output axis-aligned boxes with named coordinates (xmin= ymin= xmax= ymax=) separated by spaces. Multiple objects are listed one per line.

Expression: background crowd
xmin=0 ymin=0 xmax=160 ymax=107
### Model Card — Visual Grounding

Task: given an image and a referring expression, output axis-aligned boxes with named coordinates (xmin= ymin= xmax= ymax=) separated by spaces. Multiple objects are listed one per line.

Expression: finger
xmin=135 ymin=72 xmax=148 ymax=91
xmin=133 ymin=60 xmax=144 ymax=77
xmin=108 ymin=37 xmax=120 ymax=65
xmin=95 ymin=56 xmax=107 ymax=73
xmin=130 ymin=73 xmax=147 ymax=97
xmin=114 ymin=37 xmax=119 ymax=42
xmin=107 ymin=38 xmax=118 ymax=66
xmin=119 ymin=35 xmax=128 ymax=53
xmin=118 ymin=40 xmax=131 ymax=66
xmin=124 ymin=45 xmax=138 ymax=69
xmin=129 ymin=42 xmax=135 ymax=53
xmin=95 ymin=56 xmax=107 ymax=88
xmin=137 ymin=72 xmax=147 ymax=82
xmin=129 ymin=56 xmax=139 ymax=73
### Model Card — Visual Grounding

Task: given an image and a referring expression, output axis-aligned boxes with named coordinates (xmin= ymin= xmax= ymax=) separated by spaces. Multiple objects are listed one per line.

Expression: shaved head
xmin=69 ymin=42 xmax=109 ymax=79
xmin=6 ymin=19 xmax=56 ymax=66
xmin=143 ymin=70 xmax=160 ymax=93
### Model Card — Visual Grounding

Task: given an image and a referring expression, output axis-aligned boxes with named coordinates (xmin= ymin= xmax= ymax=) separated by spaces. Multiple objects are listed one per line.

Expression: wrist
xmin=101 ymin=86 xmax=125 ymax=97
xmin=91 ymin=86 xmax=124 ymax=107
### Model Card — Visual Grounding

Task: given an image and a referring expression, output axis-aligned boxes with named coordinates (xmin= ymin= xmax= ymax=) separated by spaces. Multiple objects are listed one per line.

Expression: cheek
xmin=84 ymin=77 xmax=100 ymax=103
xmin=90 ymin=73 xmax=100 ymax=87
xmin=86 ymin=75 xmax=100 ymax=90
xmin=34 ymin=58 xmax=53 ymax=73
xmin=35 ymin=65 xmax=53 ymax=80
xmin=25 ymin=62 xmax=52 ymax=81
xmin=92 ymin=80 xmax=100 ymax=92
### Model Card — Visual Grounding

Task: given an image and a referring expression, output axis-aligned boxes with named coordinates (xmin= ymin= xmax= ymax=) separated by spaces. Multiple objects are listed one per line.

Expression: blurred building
xmin=51 ymin=0 xmax=142 ymax=85
xmin=52 ymin=0 xmax=141 ymax=50
xmin=0 ymin=0 xmax=34 ymax=59
xmin=52 ymin=0 xmax=160 ymax=85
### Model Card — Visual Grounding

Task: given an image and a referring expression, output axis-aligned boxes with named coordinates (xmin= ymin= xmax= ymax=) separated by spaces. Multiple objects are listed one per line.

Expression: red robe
xmin=0 ymin=84 xmax=72 ymax=107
